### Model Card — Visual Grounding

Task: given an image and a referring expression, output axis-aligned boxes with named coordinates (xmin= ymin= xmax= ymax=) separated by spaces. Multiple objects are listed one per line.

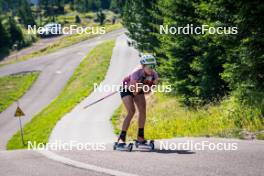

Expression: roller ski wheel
xmin=149 ymin=140 xmax=155 ymax=150
xmin=113 ymin=142 xmax=133 ymax=152
xmin=113 ymin=142 xmax=118 ymax=150
xmin=134 ymin=139 xmax=155 ymax=151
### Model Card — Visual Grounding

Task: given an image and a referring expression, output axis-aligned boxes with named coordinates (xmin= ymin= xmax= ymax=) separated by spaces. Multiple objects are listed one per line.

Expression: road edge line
xmin=36 ymin=149 xmax=138 ymax=176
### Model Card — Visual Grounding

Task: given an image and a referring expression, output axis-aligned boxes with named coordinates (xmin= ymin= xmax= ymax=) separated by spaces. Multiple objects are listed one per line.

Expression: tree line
xmin=0 ymin=0 xmax=122 ymax=57
xmin=121 ymin=0 xmax=264 ymax=110
xmin=70 ymin=0 xmax=121 ymax=12
xmin=0 ymin=0 xmax=36 ymax=56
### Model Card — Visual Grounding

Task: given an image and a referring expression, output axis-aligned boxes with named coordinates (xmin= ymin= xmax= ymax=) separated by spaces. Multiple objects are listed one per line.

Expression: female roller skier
xmin=117 ymin=54 xmax=159 ymax=146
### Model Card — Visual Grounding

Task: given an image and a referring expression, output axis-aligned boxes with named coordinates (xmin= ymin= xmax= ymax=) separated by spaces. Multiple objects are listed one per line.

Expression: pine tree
xmin=121 ymin=0 xmax=264 ymax=107
xmin=56 ymin=0 xmax=65 ymax=14
xmin=156 ymin=0 xmax=202 ymax=105
xmin=122 ymin=0 xmax=158 ymax=52
xmin=189 ymin=0 xmax=230 ymax=103
xmin=0 ymin=19 xmax=11 ymax=50
xmin=18 ymin=0 xmax=36 ymax=26
xmin=110 ymin=0 xmax=118 ymax=12
xmin=8 ymin=16 xmax=24 ymax=48
xmin=219 ymin=0 xmax=264 ymax=107
xmin=96 ymin=9 xmax=105 ymax=25
xmin=101 ymin=0 xmax=111 ymax=9
xmin=69 ymin=0 xmax=74 ymax=10
xmin=91 ymin=0 xmax=101 ymax=11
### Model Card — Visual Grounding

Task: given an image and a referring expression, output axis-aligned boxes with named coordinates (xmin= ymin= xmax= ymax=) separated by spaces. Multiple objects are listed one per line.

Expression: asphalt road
xmin=0 ymin=28 xmax=125 ymax=150
xmin=49 ymin=34 xmax=139 ymax=144
xmin=0 ymin=29 xmax=263 ymax=176
xmin=0 ymin=149 xmax=105 ymax=176
xmin=46 ymin=32 xmax=263 ymax=176
xmin=1 ymin=138 xmax=263 ymax=176
xmin=51 ymin=138 xmax=264 ymax=176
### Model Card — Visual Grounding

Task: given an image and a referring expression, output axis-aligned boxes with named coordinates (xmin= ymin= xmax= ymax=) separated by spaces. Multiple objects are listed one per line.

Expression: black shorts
xmin=120 ymin=88 xmax=144 ymax=98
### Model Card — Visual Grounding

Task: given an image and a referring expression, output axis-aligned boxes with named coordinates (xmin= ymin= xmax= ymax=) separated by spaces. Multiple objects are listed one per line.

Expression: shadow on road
xmin=133 ymin=149 xmax=196 ymax=154
xmin=154 ymin=149 xmax=195 ymax=154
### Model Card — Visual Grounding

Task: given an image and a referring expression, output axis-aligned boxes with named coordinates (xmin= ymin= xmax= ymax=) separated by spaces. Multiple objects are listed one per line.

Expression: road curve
xmin=49 ymin=138 xmax=264 ymax=176
xmin=0 ymin=150 xmax=105 ymax=176
xmin=46 ymin=35 xmax=263 ymax=176
xmin=0 ymin=30 xmax=263 ymax=176
xmin=49 ymin=34 xmax=139 ymax=144
xmin=0 ymin=29 xmax=125 ymax=150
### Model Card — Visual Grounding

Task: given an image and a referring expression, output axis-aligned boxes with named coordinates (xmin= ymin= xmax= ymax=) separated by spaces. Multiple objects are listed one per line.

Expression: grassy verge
xmin=112 ymin=92 xmax=264 ymax=140
xmin=0 ymin=72 xmax=39 ymax=113
xmin=0 ymin=23 xmax=122 ymax=67
xmin=7 ymin=40 xmax=116 ymax=149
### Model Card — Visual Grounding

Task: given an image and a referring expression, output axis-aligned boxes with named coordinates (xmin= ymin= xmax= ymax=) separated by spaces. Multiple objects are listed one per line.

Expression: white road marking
xmin=37 ymin=150 xmax=138 ymax=176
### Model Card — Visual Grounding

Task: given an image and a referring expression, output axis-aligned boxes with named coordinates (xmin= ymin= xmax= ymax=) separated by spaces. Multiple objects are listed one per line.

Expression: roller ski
xmin=113 ymin=131 xmax=134 ymax=152
xmin=134 ymin=139 xmax=155 ymax=151
xmin=134 ymin=129 xmax=155 ymax=151
xmin=113 ymin=142 xmax=133 ymax=152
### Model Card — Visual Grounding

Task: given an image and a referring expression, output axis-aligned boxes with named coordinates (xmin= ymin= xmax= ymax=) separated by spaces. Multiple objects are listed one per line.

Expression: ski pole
xmin=83 ymin=91 xmax=118 ymax=109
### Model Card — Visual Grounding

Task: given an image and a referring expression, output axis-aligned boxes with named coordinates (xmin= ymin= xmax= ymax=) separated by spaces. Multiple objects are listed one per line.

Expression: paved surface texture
xmin=1 ymin=138 xmax=263 ymax=176
xmin=46 ymin=36 xmax=264 ymax=176
xmin=0 ymin=150 xmax=105 ymax=176
xmin=0 ymin=29 xmax=263 ymax=176
xmin=49 ymin=34 xmax=139 ymax=144
xmin=0 ymin=29 xmax=125 ymax=150
xmin=51 ymin=138 xmax=264 ymax=176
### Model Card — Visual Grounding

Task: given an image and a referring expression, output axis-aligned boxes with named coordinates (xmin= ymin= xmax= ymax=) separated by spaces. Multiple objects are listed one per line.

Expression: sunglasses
xmin=145 ymin=64 xmax=156 ymax=69
xmin=145 ymin=58 xmax=155 ymax=62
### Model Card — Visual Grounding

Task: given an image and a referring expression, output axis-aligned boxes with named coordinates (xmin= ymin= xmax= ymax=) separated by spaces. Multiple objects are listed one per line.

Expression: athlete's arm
xmin=130 ymin=80 xmax=143 ymax=96
xmin=143 ymin=78 xmax=158 ymax=94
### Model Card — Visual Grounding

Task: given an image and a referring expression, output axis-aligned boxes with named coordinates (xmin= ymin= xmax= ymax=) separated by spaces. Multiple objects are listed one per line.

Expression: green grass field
xmin=0 ymin=72 xmax=39 ymax=113
xmin=112 ymin=92 xmax=264 ymax=141
xmin=7 ymin=40 xmax=116 ymax=149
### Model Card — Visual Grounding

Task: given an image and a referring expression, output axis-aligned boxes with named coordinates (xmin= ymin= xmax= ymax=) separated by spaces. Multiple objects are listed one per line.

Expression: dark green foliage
xmin=0 ymin=0 xmax=36 ymax=26
xmin=91 ymin=0 xmax=101 ymax=11
xmin=18 ymin=0 xmax=36 ymax=26
xmin=69 ymin=0 xmax=74 ymax=10
xmin=0 ymin=0 xmax=120 ymax=58
xmin=219 ymin=0 xmax=264 ymax=97
xmin=74 ymin=0 xmax=102 ymax=12
xmin=0 ymin=19 xmax=11 ymax=51
xmin=96 ymin=10 xmax=106 ymax=25
xmin=39 ymin=0 xmax=65 ymax=18
xmin=122 ymin=0 xmax=159 ymax=52
xmin=121 ymin=0 xmax=264 ymax=108
xmin=109 ymin=0 xmax=118 ymax=13
xmin=0 ymin=0 xmax=38 ymax=55
xmin=8 ymin=16 xmax=24 ymax=48
xmin=101 ymin=0 xmax=111 ymax=9
xmin=0 ymin=22 xmax=8 ymax=43
xmin=156 ymin=0 xmax=201 ymax=105
xmin=75 ymin=15 xmax=81 ymax=23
